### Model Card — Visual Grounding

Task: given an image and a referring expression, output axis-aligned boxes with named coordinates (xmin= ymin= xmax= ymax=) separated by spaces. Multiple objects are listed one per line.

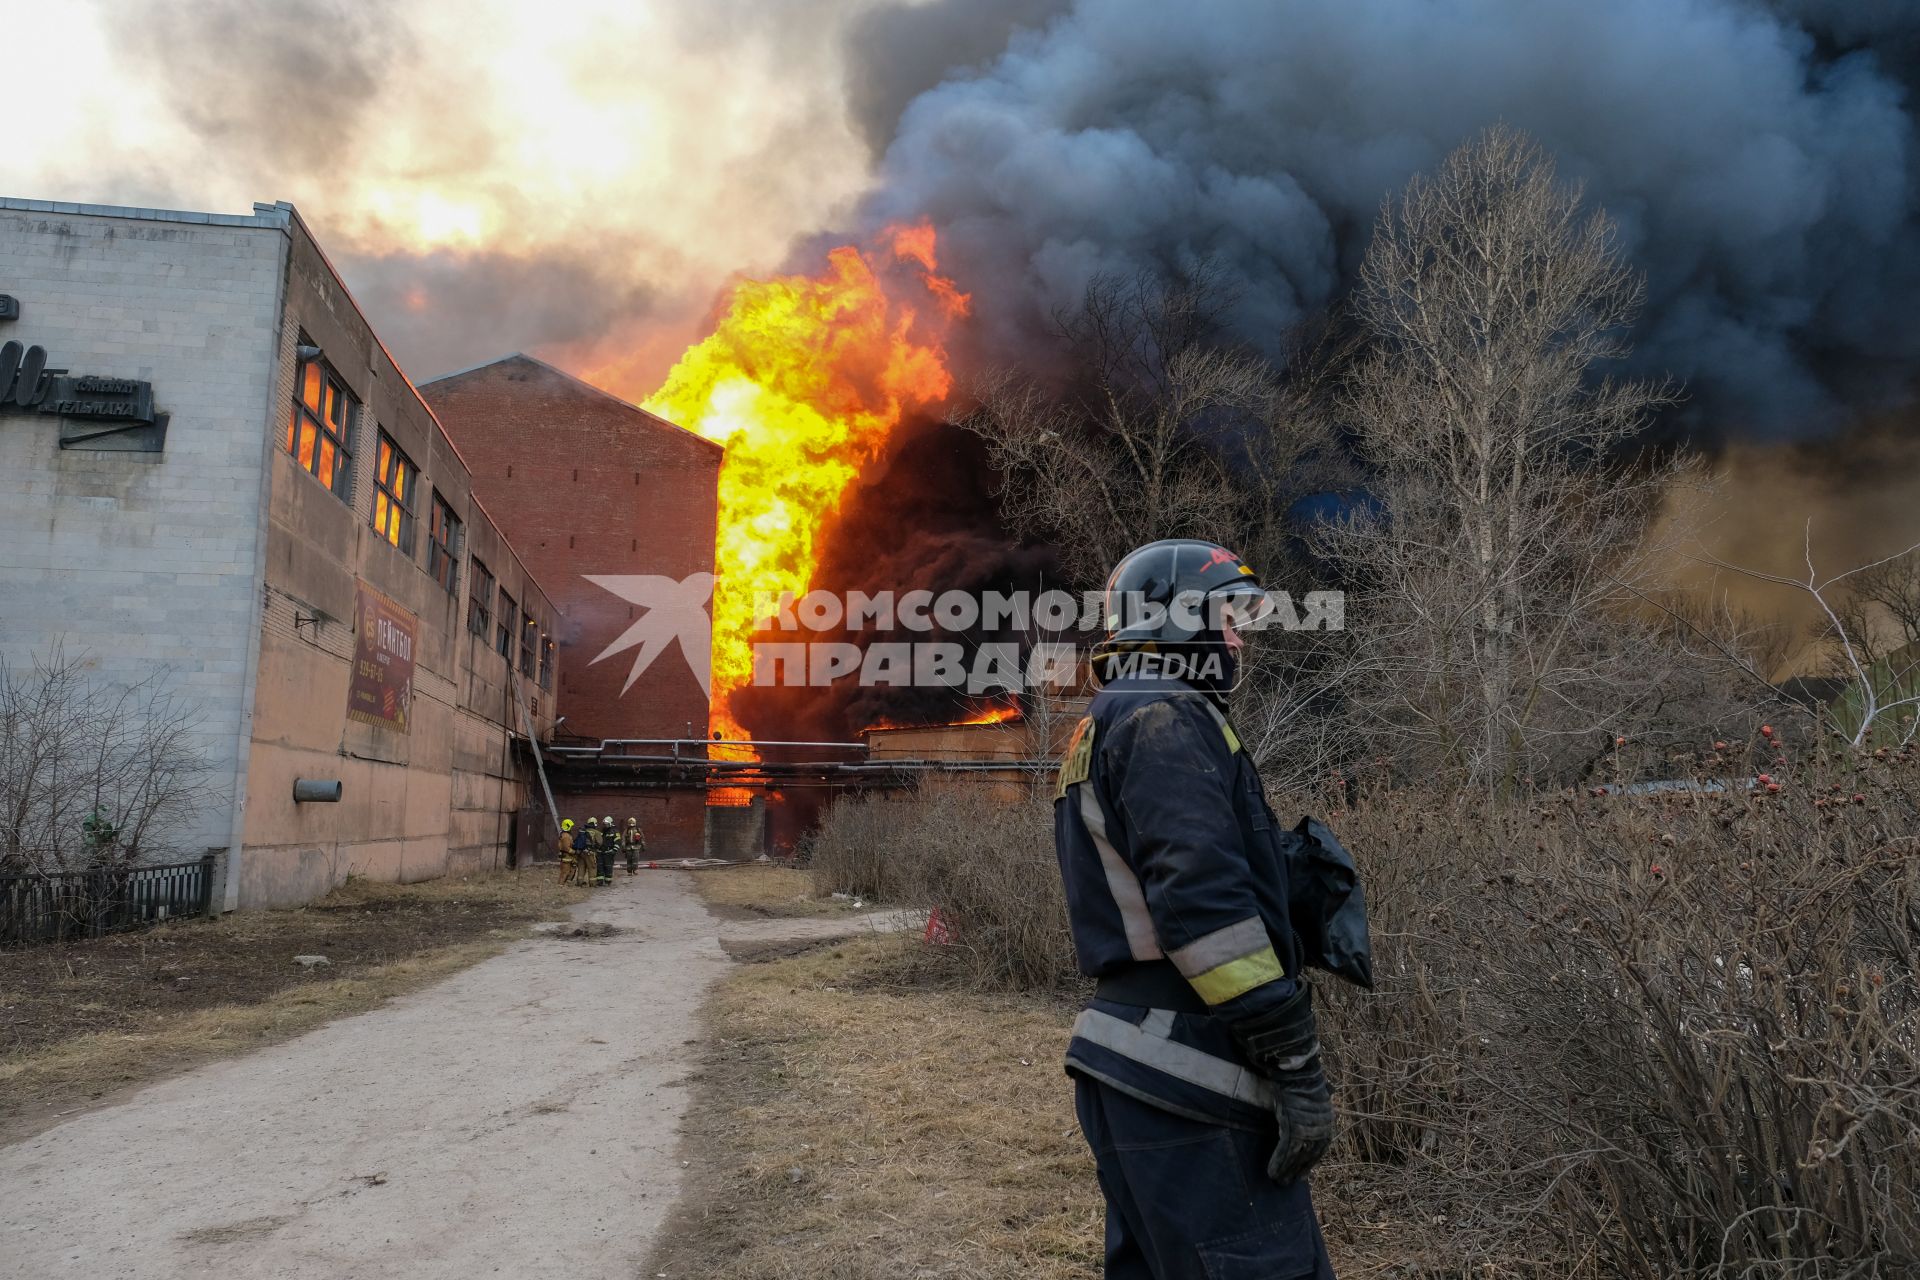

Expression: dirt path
xmin=0 ymin=872 xmax=899 ymax=1280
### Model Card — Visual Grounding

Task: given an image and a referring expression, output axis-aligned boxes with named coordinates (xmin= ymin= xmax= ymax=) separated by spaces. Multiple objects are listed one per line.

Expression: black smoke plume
xmin=851 ymin=0 xmax=1920 ymax=440
xmin=731 ymin=419 xmax=1059 ymax=742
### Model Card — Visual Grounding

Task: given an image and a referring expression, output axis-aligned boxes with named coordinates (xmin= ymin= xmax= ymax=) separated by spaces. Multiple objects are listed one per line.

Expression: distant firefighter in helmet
xmin=582 ymin=817 xmax=604 ymax=887
xmin=556 ymin=818 xmax=579 ymax=885
xmin=623 ymin=816 xmax=644 ymax=875
xmin=1054 ymin=538 xmax=1373 ymax=1279
xmin=598 ymin=815 xmax=617 ymax=884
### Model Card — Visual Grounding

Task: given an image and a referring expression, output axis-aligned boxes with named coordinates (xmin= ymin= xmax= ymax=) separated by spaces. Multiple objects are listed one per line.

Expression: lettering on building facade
xmin=0 ymin=336 xmax=168 ymax=451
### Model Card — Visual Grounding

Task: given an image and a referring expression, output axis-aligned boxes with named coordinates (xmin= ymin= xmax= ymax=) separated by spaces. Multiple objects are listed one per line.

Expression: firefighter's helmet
xmin=561 ymin=818 xmax=575 ymax=832
xmin=1092 ymin=539 xmax=1273 ymax=689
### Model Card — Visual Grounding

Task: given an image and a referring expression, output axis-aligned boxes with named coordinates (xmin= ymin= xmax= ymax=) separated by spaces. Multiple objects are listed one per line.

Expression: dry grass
xmin=651 ymin=919 xmax=1443 ymax=1279
xmin=648 ymin=933 xmax=1103 ymax=1280
xmin=689 ymin=864 xmax=858 ymax=920
xmin=0 ymin=870 xmax=585 ymax=1141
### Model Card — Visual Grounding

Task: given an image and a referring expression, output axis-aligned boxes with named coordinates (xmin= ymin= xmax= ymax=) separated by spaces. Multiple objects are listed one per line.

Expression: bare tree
xmin=955 ymin=262 xmax=1338 ymax=588
xmin=0 ymin=647 xmax=215 ymax=878
xmin=1319 ymin=126 xmax=1692 ymax=789
xmin=1702 ymin=528 xmax=1920 ymax=748
xmin=955 ymin=265 xmax=1361 ymax=785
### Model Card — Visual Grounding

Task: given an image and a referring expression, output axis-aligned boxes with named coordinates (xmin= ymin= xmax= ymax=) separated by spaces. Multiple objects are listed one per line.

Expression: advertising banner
xmin=347 ymin=581 xmax=417 ymax=733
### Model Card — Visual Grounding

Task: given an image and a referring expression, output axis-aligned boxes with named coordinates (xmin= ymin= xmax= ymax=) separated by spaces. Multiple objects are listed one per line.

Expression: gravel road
xmin=0 ymin=872 xmax=891 ymax=1280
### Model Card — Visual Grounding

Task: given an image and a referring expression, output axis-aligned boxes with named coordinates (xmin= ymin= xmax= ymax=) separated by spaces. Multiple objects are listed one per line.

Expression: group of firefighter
xmin=554 ymin=815 xmax=644 ymax=885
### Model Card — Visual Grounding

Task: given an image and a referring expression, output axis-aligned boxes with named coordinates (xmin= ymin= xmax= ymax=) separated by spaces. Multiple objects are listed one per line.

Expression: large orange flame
xmin=638 ymin=224 xmax=969 ymax=740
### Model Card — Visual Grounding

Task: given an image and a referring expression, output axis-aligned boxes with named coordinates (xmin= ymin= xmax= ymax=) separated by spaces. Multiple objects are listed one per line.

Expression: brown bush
xmin=812 ymin=741 xmax=1920 ymax=1277
xmin=1311 ymin=742 xmax=1920 ymax=1279
xmin=806 ymin=784 xmax=1081 ymax=993
xmin=800 ymin=792 xmax=904 ymax=901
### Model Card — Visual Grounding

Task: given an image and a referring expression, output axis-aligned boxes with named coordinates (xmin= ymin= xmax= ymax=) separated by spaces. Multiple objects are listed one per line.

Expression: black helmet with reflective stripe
xmin=1090 ymin=539 xmax=1273 ymax=697
xmin=1097 ymin=539 xmax=1270 ymax=652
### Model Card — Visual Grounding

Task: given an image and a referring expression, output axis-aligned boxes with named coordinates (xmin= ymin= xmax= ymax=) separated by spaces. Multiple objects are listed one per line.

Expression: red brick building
xmin=422 ymin=354 xmax=720 ymax=857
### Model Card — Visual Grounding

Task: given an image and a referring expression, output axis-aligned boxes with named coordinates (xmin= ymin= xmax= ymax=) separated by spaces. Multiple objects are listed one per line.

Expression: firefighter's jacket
xmin=1054 ymin=675 xmax=1304 ymax=1132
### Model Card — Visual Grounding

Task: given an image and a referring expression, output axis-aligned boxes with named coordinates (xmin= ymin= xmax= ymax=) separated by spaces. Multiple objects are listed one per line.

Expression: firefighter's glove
xmin=1232 ymin=982 xmax=1334 ymax=1185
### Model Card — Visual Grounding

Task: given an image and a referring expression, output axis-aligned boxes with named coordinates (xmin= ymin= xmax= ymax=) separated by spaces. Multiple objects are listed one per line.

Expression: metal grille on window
xmin=371 ymin=432 xmax=416 ymax=553
xmin=286 ymin=356 xmax=354 ymax=499
xmin=519 ymin=613 xmax=537 ymax=677
xmin=428 ymin=493 xmax=463 ymax=594
xmin=497 ymin=591 xmax=516 ymax=661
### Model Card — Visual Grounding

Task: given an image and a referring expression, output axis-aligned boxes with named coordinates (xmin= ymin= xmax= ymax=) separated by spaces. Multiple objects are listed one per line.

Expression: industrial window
xmin=539 ymin=635 xmax=555 ymax=691
xmin=497 ymin=589 xmax=516 ymax=660
xmin=519 ymin=613 xmax=537 ymax=678
xmin=370 ymin=432 xmax=416 ymax=553
xmin=285 ymin=355 xmax=355 ymax=499
xmin=427 ymin=491 xmax=462 ymax=594
xmin=469 ymin=560 xmax=494 ymax=637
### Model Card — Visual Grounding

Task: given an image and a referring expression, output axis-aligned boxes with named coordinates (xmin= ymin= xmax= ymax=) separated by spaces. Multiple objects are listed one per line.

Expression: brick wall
xmin=423 ymin=357 xmax=724 ymax=859
xmin=0 ymin=198 xmax=571 ymax=906
xmin=421 ymin=355 xmax=720 ymax=744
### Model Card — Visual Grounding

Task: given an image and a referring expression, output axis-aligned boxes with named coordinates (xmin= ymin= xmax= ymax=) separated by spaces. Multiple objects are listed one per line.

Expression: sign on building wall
xmin=0 ymin=335 xmax=168 ymax=451
xmin=347 ymin=582 xmax=417 ymax=733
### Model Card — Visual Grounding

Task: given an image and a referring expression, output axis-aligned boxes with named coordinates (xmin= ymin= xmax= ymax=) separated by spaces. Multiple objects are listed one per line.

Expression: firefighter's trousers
xmin=1073 ymin=1075 xmax=1336 ymax=1280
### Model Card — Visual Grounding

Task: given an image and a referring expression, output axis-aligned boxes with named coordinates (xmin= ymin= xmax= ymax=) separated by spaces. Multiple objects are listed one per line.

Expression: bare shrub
xmin=0 ymin=648 xmax=214 ymax=877
xmin=1305 ymin=747 xmax=1920 ymax=1278
xmin=820 ymin=737 xmax=1919 ymax=1274
xmin=801 ymin=793 xmax=907 ymax=901
xmin=808 ymin=785 xmax=1078 ymax=992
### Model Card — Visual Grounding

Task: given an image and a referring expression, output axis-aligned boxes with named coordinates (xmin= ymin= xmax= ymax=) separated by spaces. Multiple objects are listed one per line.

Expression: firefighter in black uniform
xmin=1054 ymin=538 xmax=1338 ymax=1279
xmin=582 ymin=818 xmax=604 ymax=887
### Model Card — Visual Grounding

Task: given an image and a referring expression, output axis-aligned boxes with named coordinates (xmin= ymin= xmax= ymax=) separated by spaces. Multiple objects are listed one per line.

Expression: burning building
xmin=420 ymin=226 xmax=1004 ymax=858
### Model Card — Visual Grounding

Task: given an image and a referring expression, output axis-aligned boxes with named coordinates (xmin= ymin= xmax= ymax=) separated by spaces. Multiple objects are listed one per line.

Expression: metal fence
xmin=0 ymin=854 xmax=216 ymax=948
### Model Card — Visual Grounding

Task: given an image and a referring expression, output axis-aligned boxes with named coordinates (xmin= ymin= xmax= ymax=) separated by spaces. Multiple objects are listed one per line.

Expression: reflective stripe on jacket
xmin=1054 ymin=675 xmax=1301 ymax=1129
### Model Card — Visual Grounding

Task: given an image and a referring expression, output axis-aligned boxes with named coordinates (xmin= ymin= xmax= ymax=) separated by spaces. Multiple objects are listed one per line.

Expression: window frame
xmin=468 ymin=560 xmax=495 ymax=638
xmin=497 ymin=589 xmax=516 ymax=661
xmin=427 ymin=490 xmax=463 ymax=595
xmin=370 ymin=430 xmax=417 ymax=554
xmin=519 ymin=612 xmax=537 ymax=678
xmin=285 ymin=353 xmax=356 ymax=500
xmin=539 ymin=634 xmax=555 ymax=691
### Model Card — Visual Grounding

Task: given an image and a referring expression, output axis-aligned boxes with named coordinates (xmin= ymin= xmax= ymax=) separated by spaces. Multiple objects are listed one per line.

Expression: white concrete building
xmin=0 ymin=198 xmax=560 ymax=909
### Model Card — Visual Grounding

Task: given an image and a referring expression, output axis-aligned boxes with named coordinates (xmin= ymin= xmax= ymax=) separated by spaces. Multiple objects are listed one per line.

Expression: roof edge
xmin=420 ymin=352 xmax=722 ymax=453
xmin=0 ymin=195 xmax=293 ymax=229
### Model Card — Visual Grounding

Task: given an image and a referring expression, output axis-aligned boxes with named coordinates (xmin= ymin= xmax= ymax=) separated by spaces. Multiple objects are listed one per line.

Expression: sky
xmin=10 ymin=0 xmax=889 ymax=390
xmin=14 ymin=0 xmax=1920 ymax=613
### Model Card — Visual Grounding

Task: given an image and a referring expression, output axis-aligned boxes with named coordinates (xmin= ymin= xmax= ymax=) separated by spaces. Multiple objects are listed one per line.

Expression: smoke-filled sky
xmin=13 ymin=0 xmax=1920 ymax=519
xmin=13 ymin=0 xmax=889 ymax=388
xmin=15 ymin=0 xmax=1920 ymax=438
xmin=16 ymin=0 xmax=1920 ymax=685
